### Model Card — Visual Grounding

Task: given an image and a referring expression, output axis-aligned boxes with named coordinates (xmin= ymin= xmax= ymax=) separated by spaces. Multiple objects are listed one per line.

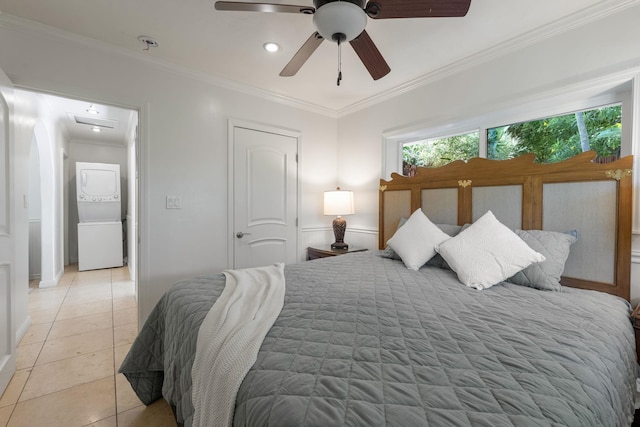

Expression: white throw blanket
xmin=191 ymin=263 xmax=286 ymax=427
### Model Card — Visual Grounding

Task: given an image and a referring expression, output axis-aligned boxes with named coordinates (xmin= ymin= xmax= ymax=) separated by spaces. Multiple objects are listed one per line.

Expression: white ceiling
xmin=1 ymin=0 xmax=636 ymax=112
xmin=37 ymin=92 xmax=137 ymax=146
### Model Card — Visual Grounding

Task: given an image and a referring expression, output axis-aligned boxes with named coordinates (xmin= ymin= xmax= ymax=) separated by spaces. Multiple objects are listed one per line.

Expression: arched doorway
xmin=32 ymin=121 xmax=58 ymax=288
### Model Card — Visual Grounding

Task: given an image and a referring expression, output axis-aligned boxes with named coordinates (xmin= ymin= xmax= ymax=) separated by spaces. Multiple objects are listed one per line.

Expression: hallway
xmin=0 ymin=265 xmax=176 ymax=426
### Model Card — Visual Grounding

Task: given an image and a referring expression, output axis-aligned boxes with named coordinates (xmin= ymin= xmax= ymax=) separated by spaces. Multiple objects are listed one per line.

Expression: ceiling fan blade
xmin=349 ymin=30 xmax=390 ymax=81
xmin=365 ymin=0 xmax=471 ymax=19
xmin=215 ymin=1 xmax=315 ymax=14
xmin=280 ymin=32 xmax=324 ymax=77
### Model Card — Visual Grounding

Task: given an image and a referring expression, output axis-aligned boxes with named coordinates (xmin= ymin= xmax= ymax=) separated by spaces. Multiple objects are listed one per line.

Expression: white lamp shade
xmin=324 ymin=190 xmax=355 ymax=216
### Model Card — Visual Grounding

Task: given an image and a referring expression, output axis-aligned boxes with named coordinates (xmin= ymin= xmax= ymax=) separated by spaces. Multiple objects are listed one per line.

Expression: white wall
xmin=0 ymin=18 xmax=338 ymax=324
xmin=28 ymin=137 xmax=41 ymax=279
xmin=11 ymin=87 xmax=69 ymax=338
xmin=12 ymin=90 xmax=36 ymax=342
xmin=67 ymin=140 xmax=128 ymax=263
xmin=337 ymin=5 xmax=640 ymax=299
xmin=32 ymin=100 xmax=69 ymax=288
xmin=28 ymin=138 xmax=41 ymax=220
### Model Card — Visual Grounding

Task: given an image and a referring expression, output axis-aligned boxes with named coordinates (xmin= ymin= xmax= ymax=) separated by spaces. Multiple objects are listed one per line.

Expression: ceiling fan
xmin=215 ymin=0 xmax=472 ymax=85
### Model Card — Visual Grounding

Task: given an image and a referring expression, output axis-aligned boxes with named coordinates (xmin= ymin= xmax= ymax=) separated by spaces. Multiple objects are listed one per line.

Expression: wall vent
xmin=70 ymin=114 xmax=119 ymax=129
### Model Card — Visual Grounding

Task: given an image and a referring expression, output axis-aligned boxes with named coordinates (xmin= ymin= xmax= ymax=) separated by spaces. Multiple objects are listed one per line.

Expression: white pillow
xmin=436 ymin=211 xmax=545 ymax=290
xmin=386 ymin=208 xmax=450 ymax=271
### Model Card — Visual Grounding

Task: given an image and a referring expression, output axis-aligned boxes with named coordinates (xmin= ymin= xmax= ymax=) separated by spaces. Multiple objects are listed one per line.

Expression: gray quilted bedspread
xmin=120 ymin=251 xmax=637 ymax=426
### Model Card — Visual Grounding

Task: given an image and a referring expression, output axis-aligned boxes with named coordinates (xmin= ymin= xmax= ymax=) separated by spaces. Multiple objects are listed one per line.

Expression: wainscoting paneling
xmin=126 ymin=214 xmax=135 ymax=281
xmin=301 ymin=226 xmax=378 ymax=261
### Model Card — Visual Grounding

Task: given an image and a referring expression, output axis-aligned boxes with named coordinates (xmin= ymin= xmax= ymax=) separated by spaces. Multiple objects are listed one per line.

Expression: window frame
xmin=382 ymin=74 xmax=637 ymax=231
xmin=402 ymin=129 xmax=481 ymax=170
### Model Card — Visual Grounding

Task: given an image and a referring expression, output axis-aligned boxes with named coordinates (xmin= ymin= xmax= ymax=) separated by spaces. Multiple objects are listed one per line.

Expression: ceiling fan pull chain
xmin=337 ymin=39 xmax=342 ymax=86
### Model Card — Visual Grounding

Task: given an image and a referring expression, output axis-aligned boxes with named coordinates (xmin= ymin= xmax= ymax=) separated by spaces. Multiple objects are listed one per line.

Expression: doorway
xmin=24 ymin=90 xmax=139 ymax=286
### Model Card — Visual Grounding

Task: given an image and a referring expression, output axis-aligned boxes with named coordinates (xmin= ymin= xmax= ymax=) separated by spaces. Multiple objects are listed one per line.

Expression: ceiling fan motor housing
xmin=313 ymin=0 xmax=367 ymax=43
xmin=313 ymin=0 xmax=365 ymax=8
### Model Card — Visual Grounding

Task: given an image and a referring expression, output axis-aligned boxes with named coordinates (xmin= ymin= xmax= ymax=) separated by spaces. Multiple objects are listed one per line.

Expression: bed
xmin=121 ymin=151 xmax=637 ymax=426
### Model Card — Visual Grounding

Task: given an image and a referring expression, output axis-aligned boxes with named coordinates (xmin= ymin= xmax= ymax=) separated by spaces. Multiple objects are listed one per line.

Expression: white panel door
xmin=0 ymin=66 xmax=16 ymax=395
xmin=233 ymin=126 xmax=298 ymax=269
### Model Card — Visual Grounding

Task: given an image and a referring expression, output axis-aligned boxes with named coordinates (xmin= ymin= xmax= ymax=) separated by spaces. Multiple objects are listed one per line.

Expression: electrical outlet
xmin=166 ymin=196 xmax=182 ymax=209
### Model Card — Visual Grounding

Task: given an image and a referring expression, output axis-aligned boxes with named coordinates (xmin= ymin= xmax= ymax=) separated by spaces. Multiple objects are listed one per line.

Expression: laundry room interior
xmin=26 ymin=91 xmax=138 ymax=286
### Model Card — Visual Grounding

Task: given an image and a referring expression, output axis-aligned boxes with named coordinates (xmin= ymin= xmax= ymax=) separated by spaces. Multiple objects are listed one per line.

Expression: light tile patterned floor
xmin=0 ymin=265 xmax=177 ymax=427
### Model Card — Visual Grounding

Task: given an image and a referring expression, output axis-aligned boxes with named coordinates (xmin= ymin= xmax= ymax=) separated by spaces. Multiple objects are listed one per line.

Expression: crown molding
xmin=337 ymin=0 xmax=640 ymax=117
xmin=2 ymin=0 xmax=638 ymax=119
xmin=0 ymin=14 xmax=338 ymax=119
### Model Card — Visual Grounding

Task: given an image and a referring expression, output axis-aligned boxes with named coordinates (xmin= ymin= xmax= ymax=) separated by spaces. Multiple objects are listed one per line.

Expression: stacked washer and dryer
xmin=76 ymin=162 xmax=124 ymax=271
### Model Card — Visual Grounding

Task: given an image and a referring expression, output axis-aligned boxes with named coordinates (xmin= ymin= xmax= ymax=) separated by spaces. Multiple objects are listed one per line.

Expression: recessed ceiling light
xmin=263 ymin=42 xmax=279 ymax=53
xmin=86 ymin=104 xmax=99 ymax=115
xmin=91 ymin=126 xmax=101 ymax=133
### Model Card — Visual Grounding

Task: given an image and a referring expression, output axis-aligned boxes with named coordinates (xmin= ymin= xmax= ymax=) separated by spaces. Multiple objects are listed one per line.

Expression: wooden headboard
xmin=379 ymin=151 xmax=633 ymax=300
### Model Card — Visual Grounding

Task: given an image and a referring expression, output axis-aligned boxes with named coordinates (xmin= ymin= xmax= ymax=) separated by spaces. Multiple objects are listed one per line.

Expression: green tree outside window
xmin=402 ymin=104 xmax=621 ymax=175
xmin=487 ymin=105 xmax=621 ymax=163
xmin=403 ymin=132 xmax=479 ymax=175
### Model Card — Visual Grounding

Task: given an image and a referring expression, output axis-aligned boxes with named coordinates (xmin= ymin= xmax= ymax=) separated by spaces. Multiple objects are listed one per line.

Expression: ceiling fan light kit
xmin=313 ymin=1 xmax=367 ymax=42
xmin=214 ymin=0 xmax=471 ymax=84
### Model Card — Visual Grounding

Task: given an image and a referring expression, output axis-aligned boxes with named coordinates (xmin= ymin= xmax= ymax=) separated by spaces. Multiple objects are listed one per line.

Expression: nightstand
xmin=307 ymin=245 xmax=367 ymax=261
xmin=630 ymin=304 xmax=640 ymax=364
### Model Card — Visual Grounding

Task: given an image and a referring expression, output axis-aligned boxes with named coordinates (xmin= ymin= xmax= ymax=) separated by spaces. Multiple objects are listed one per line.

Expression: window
xmin=402 ymin=131 xmax=479 ymax=175
xmin=487 ymin=104 xmax=621 ymax=164
xmin=384 ymin=76 xmax=635 ymax=231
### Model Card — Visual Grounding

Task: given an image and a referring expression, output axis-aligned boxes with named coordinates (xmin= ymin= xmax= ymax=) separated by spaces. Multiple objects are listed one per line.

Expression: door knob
xmin=236 ymin=232 xmax=251 ymax=238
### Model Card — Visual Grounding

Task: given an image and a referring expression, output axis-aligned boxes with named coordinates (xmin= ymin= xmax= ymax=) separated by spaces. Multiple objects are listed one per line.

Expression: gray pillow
xmin=506 ymin=229 xmax=578 ymax=291
xmin=380 ymin=222 xmax=462 ymax=269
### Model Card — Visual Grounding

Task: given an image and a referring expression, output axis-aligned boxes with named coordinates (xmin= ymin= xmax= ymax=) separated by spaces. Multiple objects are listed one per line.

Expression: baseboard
xmin=633 ymin=250 xmax=640 ymax=264
xmin=39 ymin=279 xmax=57 ymax=288
xmin=15 ymin=315 xmax=32 ymax=344
xmin=39 ymin=268 xmax=64 ymax=288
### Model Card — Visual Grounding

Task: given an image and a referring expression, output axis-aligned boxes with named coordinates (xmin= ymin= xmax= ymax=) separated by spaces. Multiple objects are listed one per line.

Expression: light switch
xmin=166 ymin=196 xmax=182 ymax=209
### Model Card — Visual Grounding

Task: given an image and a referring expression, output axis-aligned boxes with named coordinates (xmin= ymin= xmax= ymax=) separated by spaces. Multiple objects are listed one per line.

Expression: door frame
xmin=227 ymin=118 xmax=301 ymax=268
xmin=0 ymin=66 xmax=16 ymax=394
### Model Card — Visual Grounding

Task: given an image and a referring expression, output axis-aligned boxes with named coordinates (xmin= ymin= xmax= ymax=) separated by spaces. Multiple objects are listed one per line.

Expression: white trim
xmin=227 ymin=122 xmax=234 ymax=270
xmin=383 ymin=71 xmax=638 ymax=179
xmin=338 ymin=0 xmax=640 ymax=116
xmin=0 ymin=14 xmax=337 ymax=119
xmin=301 ymin=226 xmax=376 ymax=234
xmin=227 ymin=119 xmax=302 ymax=269
xmin=347 ymin=226 xmax=378 ymax=235
xmin=0 ymin=90 xmax=9 ymax=237
xmin=38 ymin=266 xmax=63 ymax=288
xmin=632 ymin=250 xmax=640 ymax=264
xmin=382 ymin=71 xmax=640 ymax=235
xmin=15 ymin=315 xmax=31 ymax=345
xmin=632 ymin=74 xmax=640 ymax=234
xmin=137 ymin=103 xmax=150 ymax=327
xmin=2 ymin=1 xmax=639 ymax=118
xmin=301 ymin=226 xmax=332 ymax=233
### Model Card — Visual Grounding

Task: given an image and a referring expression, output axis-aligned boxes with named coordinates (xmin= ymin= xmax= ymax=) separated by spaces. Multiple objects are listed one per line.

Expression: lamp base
xmin=331 ymin=242 xmax=349 ymax=250
xmin=331 ymin=216 xmax=348 ymax=250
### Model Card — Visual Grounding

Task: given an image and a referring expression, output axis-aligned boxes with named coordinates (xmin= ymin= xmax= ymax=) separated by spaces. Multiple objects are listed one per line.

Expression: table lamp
xmin=324 ymin=187 xmax=354 ymax=250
